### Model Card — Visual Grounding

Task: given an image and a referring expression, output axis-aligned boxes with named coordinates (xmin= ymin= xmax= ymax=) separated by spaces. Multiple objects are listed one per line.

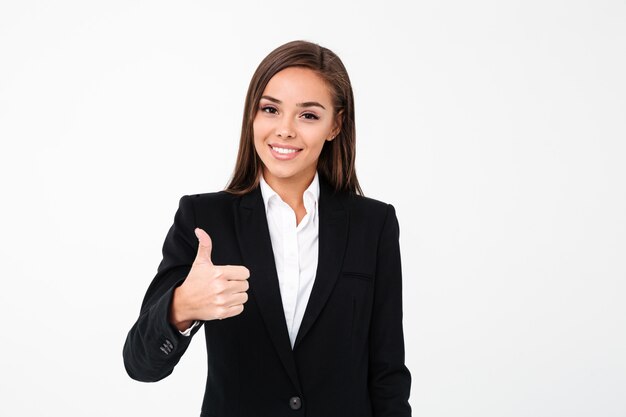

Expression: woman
xmin=123 ymin=40 xmax=412 ymax=416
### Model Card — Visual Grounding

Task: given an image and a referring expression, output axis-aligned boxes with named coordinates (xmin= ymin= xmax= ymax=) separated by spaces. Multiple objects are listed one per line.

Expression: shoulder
xmin=177 ymin=190 xmax=238 ymax=213
xmin=183 ymin=190 xmax=237 ymax=204
xmin=341 ymin=192 xmax=398 ymax=228
xmin=344 ymin=192 xmax=395 ymax=213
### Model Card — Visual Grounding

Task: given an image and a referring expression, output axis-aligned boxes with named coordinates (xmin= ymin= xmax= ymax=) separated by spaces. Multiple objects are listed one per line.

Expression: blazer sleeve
xmin=368 ymin=204 xmax=412 ymax=416
xmin=123 ymin=195 xmax=202 ymax=382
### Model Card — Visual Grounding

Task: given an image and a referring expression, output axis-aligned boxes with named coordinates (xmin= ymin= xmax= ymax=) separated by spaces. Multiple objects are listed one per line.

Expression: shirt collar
xmin=259 ymin=171 xmax=320 ymax=213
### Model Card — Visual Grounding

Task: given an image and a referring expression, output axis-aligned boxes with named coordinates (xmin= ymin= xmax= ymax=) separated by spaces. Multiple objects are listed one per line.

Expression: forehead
xmin=263 ymin=67 xmax=333 ymax=104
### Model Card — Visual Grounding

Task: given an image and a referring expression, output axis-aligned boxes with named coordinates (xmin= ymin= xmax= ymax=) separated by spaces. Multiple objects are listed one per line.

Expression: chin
xmin=264 ymin=167 xmax=297 ymax=179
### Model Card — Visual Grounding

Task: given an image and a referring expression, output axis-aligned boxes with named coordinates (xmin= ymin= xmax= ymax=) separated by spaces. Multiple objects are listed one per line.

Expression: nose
xmin=276 ymin=117 xmax=296 ymax=138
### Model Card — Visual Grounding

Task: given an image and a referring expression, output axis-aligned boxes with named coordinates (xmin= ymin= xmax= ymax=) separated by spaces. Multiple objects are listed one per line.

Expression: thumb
xmin=193 ymin=227 xmax=213 ymax=265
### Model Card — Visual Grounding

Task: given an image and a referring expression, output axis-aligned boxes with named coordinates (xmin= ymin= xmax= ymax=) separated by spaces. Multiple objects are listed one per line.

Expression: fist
xmin=170 ymin=228 xmax=250 ymax=328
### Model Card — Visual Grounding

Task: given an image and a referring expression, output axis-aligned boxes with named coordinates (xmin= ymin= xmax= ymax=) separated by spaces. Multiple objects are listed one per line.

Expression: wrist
xmin=169 ymin=286 xmax=193 ymax=331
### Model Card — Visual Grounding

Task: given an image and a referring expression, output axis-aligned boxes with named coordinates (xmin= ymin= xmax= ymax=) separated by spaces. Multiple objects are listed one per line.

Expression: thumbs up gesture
xmin=169 ymin=228 xmax=250 ymax=330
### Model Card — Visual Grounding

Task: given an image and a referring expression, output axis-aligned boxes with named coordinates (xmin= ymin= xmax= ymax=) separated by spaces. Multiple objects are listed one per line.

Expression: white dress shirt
xmin=260 ymin=171 xmax=320 ymax=348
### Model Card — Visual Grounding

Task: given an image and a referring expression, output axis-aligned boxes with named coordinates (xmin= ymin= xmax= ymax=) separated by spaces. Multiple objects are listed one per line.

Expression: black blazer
xmin=123 ymin=175 xmax=412 ymax=417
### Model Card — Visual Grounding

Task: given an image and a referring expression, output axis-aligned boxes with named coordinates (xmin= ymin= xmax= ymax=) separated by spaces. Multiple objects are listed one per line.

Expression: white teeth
xmin=271 ymin=146 xmax=299 ymax=154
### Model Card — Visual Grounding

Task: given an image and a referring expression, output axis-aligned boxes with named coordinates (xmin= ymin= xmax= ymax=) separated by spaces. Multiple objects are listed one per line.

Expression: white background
xmin=1 ymin=1 xmax=625 ymax=416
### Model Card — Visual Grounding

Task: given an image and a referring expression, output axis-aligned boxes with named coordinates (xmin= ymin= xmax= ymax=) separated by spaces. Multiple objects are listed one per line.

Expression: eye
xmin=302 ymin=112 xmax=319 ymax=120
xmin=260 ymin=105 xmax=278 ymax=114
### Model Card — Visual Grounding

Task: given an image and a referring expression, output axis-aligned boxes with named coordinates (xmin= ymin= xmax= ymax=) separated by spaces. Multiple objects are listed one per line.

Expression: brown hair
xmin=224 ymin=40 xmax=363 ymax=196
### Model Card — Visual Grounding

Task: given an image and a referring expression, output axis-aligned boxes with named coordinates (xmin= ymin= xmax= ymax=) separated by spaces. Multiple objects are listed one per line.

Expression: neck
xmin=262 ymin=168 xmax=315 ymax=209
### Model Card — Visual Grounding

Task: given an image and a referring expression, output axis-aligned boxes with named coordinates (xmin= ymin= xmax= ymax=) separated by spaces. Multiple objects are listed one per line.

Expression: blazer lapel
xmin=234 ymin=186 xmax=301 ymax=392
xmin=293 ymin=176 xmax=348 ymax=349
xmin=233 ymin=175 xmax=349 ymax=388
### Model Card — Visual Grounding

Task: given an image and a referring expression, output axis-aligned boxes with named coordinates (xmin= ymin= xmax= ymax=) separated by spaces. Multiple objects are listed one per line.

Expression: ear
xmin=327 ymin=109 xmax=344 ymax=141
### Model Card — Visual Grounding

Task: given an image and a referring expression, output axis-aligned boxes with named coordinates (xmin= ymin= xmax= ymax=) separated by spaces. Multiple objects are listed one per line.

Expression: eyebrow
xmin=260 ymin=95 xmax=327 ymax=110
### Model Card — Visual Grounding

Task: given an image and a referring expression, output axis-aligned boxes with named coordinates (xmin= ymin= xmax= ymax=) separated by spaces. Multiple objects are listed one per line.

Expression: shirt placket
xmin=281 ymin=202 xmax=300 ymax=337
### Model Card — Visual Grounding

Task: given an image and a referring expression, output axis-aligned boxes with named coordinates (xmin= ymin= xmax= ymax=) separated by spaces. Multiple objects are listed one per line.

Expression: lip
xmin=268 ymin=144 xmax=302 ymax=160
xmin=269 ymin=143 xmax=303 ymax=150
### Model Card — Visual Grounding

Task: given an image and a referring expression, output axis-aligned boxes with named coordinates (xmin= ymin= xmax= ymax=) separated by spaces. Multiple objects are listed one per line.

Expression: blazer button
xmin=289 ymin=396 xmax=302 ymax=410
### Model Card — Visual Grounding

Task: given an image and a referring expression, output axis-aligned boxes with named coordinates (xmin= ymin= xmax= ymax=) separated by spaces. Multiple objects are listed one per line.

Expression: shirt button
xmin=289 ymin=396 xmax=302 ymax=410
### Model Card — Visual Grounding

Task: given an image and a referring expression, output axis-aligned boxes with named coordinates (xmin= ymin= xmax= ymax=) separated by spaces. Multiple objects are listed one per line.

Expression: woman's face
xmin=253 ymin=66 xmax=340 ymax=189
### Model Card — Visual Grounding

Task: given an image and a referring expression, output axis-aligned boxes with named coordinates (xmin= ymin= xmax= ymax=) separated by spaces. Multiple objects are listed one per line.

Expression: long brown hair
xmin=224 ymin=40 xmax=363 ymax=196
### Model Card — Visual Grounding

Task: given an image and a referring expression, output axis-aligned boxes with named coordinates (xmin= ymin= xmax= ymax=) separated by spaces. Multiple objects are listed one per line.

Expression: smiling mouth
xmin=269 ymin=144 xmax=303 ymax=154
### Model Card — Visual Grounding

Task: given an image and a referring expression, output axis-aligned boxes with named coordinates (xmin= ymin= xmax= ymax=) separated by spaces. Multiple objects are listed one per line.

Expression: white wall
xmin=1 ymin=1 xmax=624 ymax=416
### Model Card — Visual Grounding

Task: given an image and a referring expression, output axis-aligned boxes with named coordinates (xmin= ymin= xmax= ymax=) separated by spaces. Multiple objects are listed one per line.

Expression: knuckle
xmin=212 ymin=266 xmax=224 ymax=278
xmin=214 ymin=295 xmax=225 ymax=305
xmin=212 ymin=281 xmax=226 ymax=294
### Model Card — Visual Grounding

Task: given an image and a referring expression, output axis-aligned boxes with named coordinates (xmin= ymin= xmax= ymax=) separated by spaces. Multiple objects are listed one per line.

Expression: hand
xmin=169 ymin=228 xmax=250 ymax=330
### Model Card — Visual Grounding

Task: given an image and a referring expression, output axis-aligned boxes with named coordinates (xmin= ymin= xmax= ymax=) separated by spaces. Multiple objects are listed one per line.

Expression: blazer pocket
xmin=341 ymin=271 xmax=374 ymax=282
